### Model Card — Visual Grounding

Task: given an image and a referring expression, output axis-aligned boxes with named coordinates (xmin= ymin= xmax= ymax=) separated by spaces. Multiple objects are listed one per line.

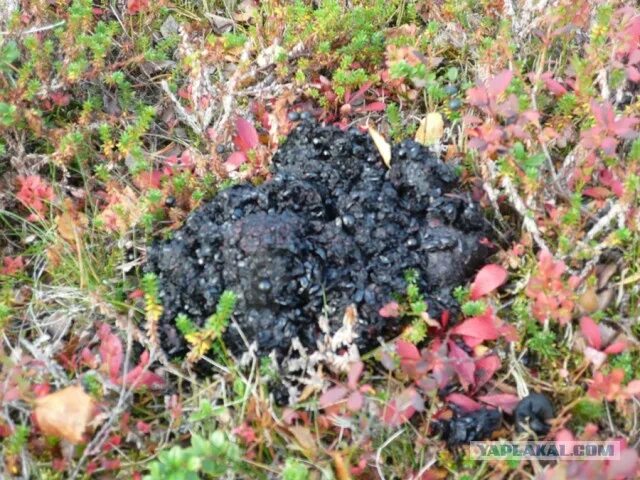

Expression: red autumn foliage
xmin=122 ymin=351 xmax=165 ymax=390
xmin=98 ymin=324 xmax=124 ymax=382
xmin=476 ymin=393 xmax=520 ymax=414
xmin=16 ymin=175 xmax=54 ymax=220
xmin=126 ymin=0 xmax=149 ymax=15
xmin=451 ymin=308 xmax=517 ymax=348
xmin=611 ymin=7 xmax=640 ymax=83
xmin=580 ymin=316 xmax=626 ymax=354
xmin=540 ymin=71 xmax=568 ymax=96
xmin=378 ymin=301 xmax=400 ymax=318
xmin=540 ymin=428 xmax=639 ymax=480
xmin=234 ymin=116 xmax=260 ymax=152
xmin=580 ymin=101 xmax=638 ymax=156
xmin=466 ymin=70 xmax=513 ymax=111
xmin=587 ymin=369 xmax=626 ymax=402
xmin=381 ymin=387 xmax=423 ymax=427
xmin=225 ymin=117 xmax=261 ymax=171
xmin=474 ymin=354 xmax=502 ymax=390
xmin=318 ymin=361 xmax=373 ymax=414
xmin=465 ymin=69 xmax=540 ymax=157
xmin=232 ymin=423 xmax=258 ymax=444
xmin=469 ymin=264 xmax=508 ymax=300
xmin=525 ymin=250 xmax=579 ymax=325
xmin=446 ymin=393 xmax=481 ymax=412
xmin=1 ymin=256 xmax=24 ymax=276
xmin=96 ymin=324 xmax=164 ymax=390
xmin=163 ymin=150 xmax=195 ymax=176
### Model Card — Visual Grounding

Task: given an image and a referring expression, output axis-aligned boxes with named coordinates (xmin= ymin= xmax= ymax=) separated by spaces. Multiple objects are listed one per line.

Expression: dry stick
xmin=69 ymin=323 xmax=170 ymax=479
xmin=212 ymin=41 xmax=253 ymax=134
xmin=584 ymin=201 xmax=624 ymax=242
xmin=69 ymin=327 xmax=135 ymax=480
xmin=496 ymin=164 xmax=549 ymax=251
xmin=375 ymin=428 xmax=405 ymax=480
xmin=161 ymin=80 xmax=204 ymax=136
xmin=414 ymin=457 xmax=437 ymax=479
xmin=564 ymin=202 xmax=625 ymax=277
xmin=0 ymin=20 xmax=65 ymax=36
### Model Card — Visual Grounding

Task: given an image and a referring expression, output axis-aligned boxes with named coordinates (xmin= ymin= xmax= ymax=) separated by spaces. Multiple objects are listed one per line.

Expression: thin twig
xmin=499 ymin=170 xmax=549 ymax=251
xmin=584 ymin=201 xmax=624 ymax=242
xmin=375 ymin=428 xmax=405 ymax=480
xmin=0 ymin=21 xmax=65 ymax=36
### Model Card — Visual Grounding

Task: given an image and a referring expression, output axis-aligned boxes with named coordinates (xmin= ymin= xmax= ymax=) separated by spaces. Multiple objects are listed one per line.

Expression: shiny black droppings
xmin=514 ymin=393 xmax=554 ymax=436
xmin=146 ymin=121 xmax=492 ymax=359
xmin=434 ymin=407 xmax=503 ymax=448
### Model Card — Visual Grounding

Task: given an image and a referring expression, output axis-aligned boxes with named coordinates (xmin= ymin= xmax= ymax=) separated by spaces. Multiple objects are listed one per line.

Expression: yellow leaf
xmin=415 ymin=112 xmax=444 ymax=146
xmin=145 ymin=295 xmax=164 ymax=322
xmin=577 ymin=286 xmax=599 ymax=315
xmin=185 ymin=330 xmax=215 ymax=363
xmin=289 ymin=425 xmax=317 ymax=458
xmin=34 ymin=386 xmax=96 ymax=444
xmin=56 ymin=210 xmax=87 ymax=243
xmin=368 ymin=125 xmax=391 ymax=168
xmin=298 ymin=383 xmax=320 ymax=403
xmin=331 ymin=452 xmax=352 ymax=480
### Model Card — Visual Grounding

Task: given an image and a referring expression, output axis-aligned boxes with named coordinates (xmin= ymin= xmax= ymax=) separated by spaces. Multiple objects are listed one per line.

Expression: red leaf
xmin=607 ymin=448 xmax=639 ymax=479
xmin=136 ymin=421 xmax=151 ymax=434
xmin=50 ymin=91 xmax=71 ymax=107
xmin=122 ymin=351 xmax=165 ymax=390
xmin=466 ymin=85 xmax=489 ymax=107
xmin=126 ymin=0 xmax=149 ymax=14
xmin=224 ymin=151 xmax=247 ymax=171
xmin=579 ymin=316 xmax=601 ymax=350
xmin=451 ymin=314 xmax=500 ymax=347
xmin=486 ymin=70 xmax=513 ymax=99
xmin=346 ymin=391 xmax=364 ymax=412
xmin=98 ymin=324 xmax=123 ymax=382
xmin=128 ymin=289 xmax=144 ymax=299
xmin=603 ymin=340 xmax=627 ymax=354
xmin=235 ymin=117 xmax=259 ymax=152
xmin=134 ymin=170 xmax=162 ymax=190
xmin=627 ymin=66 xmax=640 ymax=83
xmin=447 ymin=340 xmax=476 ymax=389
xmin=364 ymin=101 xmax=386 ymax=112
xmin=382 ymin=389 xmax=420 ymax=426
xmin=440 ymin=310 xmax=450 ymax=328
xmin=583 ymin=186 xmax=611 ymax=199
xmin=587 ymin=369 xmax=625 ymax=401
xmin=541 ymin=72 xmax=567 ymax=96
xmin=626 ymin=380 xmax=640 ymax=396
xmin=469 ymin=264 xmax=508 ymax=300
xmin=379 ymin=301 xmax=400 ymax=318
xmin=381 ymin=400 xmax=406 ymax=426
xmin=554 ymin=428 xmax=574 ymax=442
xmin=80 ymin=347 xmax=97 ymax=368
xmin=601 ymin=136 xmax=618 ymax=155
xmin=16 ymin=175 xmax=54 ymax=217
xmin=446 ymin=393 xmax=481 ymax=412
xmin=474 ymin=355 xmax=501 ymax=389
xmin=612 ymin=117 xmax=639 ymax=138
xmin=347 ymin=361 xmax=364 ymax=390
xmin=396 ymin=340 xmax=420 ymax=361
xmin=233 ymin=423 xmax=257 ymax=444
xmin=477 ymin=393 xmax=520 ymax=414
xmin=498 ymin=323 xmax=519 ymax=342
xmin=319 ymin=386 xmax=348 ymax=409
xmin=1 ymin=256 xmax=24 ymax=276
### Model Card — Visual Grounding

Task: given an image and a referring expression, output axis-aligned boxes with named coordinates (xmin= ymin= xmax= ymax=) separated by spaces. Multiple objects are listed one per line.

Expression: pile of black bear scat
xmin=146 ymin=120 xmax=492 ymax=360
